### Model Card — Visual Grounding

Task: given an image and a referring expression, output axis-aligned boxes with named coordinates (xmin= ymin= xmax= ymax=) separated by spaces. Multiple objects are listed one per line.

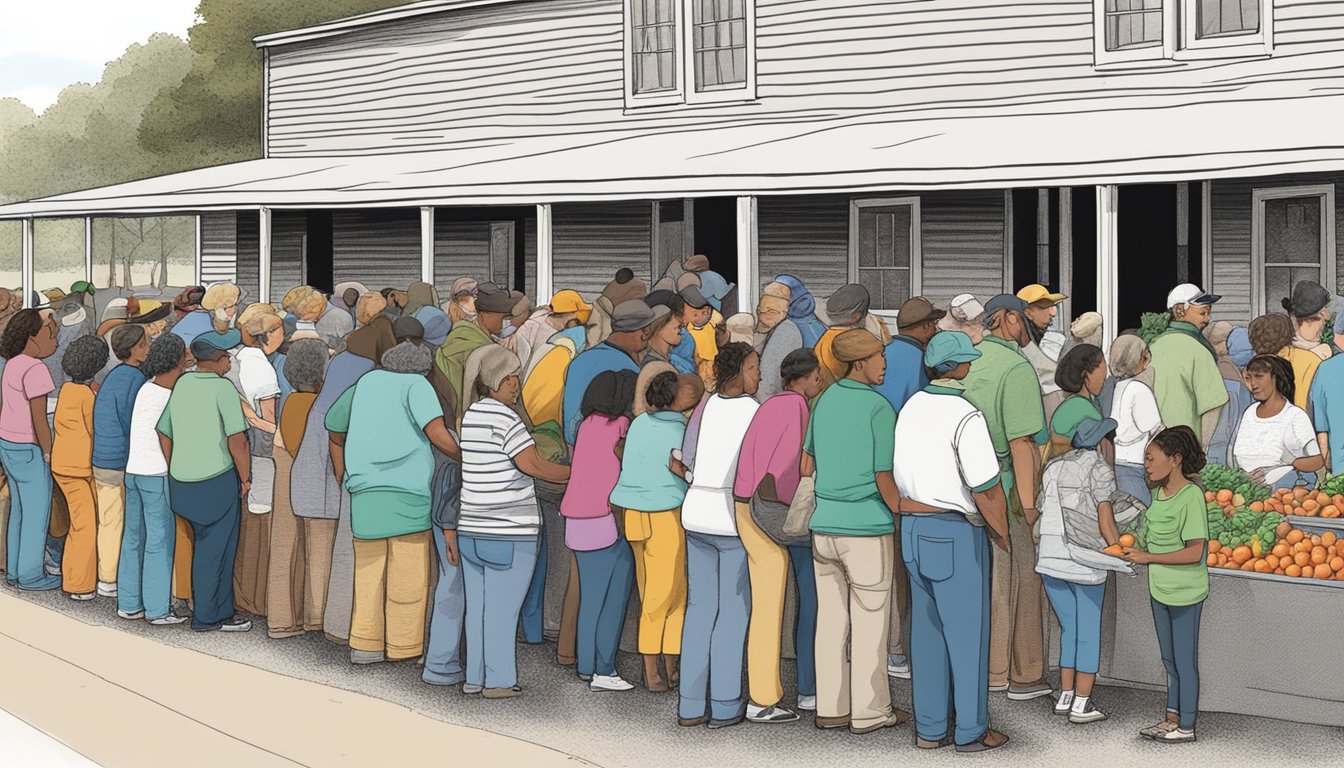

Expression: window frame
xmin=1093 ymin=0 xmax=1177 ymax=66
xmin=1091 ymin=0 xmax=1273 ymax=67
xmin=624 ymin=0 xmax=686 ymax=108
xmin=684 ymin=0 xmax=757 ymax=104
xmin=624 ymin=0 xmax=756 ymax=110
xmin=1176 ymin=0 xmax=1273 ymax=59
xmin=1250 ymin=184 xmax=1336 ymax=316
xmin=848 ymin=197 xmax=922 ymax=315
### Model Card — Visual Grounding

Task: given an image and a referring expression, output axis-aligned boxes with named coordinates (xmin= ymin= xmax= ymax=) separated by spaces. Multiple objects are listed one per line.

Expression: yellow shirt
xmin=1280 ymin=345 xmax=1321 ymax=411
xmin=688 ymin=310 xmax=723 ymax=387
xmin=523 ymin=341 xmax=576 ymax=427
xmin=51 ymin=382 xmax=95 ymax=478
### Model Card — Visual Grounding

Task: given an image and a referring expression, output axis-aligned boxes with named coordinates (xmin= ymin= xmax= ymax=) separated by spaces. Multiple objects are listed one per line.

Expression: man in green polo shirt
xmin=961 ymin=294 xmax=1052 ymax=702
xmin=804 ymin=329 xmax=910 ymax=735
xmin=1148 ymin=283 xmax=1228 ymax=444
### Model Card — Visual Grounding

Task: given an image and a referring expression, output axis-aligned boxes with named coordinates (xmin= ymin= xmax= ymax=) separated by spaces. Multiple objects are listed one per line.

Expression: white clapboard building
xmin=1 ymin=0 xmax=1341 ymax=335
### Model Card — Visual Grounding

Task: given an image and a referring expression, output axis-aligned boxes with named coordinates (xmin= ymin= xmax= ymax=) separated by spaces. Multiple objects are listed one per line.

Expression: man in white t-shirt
xmin=891 ymin=331 xmax=1012 ymax=753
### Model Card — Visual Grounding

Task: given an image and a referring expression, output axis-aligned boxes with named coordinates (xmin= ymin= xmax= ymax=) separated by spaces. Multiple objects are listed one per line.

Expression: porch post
xmin=259 ymin=207 xmax=272 ymax=304
xmin=420 ymin=206 xmax=435 ymax=283
xmin=1176 ymin=182 xmax=1190 ymax=284
xmin=536 ymin=203 xmax=554 ymax=304
xmin=194 ymin=215 xmax=203 ymax=284
xmin=21 ymin=217 xmax=34 ymax=308
xmin=1058 ymin=189 xmax=1073 ymax=324
xmin=84 ymin=217 xmax=93 ymax=284
xmin=736 ymin=196 xmax=759 ymax=315
xmin=1036 ymin=188 xmax=1051 ymax=285
xmin=1095 ymin=185 xmax=1119 ymax=354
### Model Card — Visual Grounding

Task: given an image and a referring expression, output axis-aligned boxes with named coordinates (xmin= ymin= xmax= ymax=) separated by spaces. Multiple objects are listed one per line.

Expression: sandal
xmin=1139 ymin=719 xmax=1180 ymax=739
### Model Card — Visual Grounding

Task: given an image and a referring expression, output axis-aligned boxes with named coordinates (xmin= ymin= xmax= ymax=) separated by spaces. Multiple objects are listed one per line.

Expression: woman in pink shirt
xmin=0 ymin=308 xmax=61 ymax=591
xmin=733 ymin=348 xmax=823 ymax=719
xmin=561 ymin=369 xmax=639 ymax=692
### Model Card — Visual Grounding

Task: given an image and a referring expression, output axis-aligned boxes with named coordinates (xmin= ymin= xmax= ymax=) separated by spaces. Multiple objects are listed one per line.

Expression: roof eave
xmin=252 ymin=0 xmax=526 ymax=49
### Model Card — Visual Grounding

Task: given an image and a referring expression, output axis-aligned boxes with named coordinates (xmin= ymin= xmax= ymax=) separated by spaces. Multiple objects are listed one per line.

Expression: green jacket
xmin=435 ymin=320 xmax=493 ymax=415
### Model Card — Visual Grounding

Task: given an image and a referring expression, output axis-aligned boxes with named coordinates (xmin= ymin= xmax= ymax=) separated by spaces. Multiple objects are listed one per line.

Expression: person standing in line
xmin=772 ymin=274 xmax=827 ymax=351
xmin=119 ymin=334 xmax=191 ymax=625
xmin=1015 ymin=284 xmax=1069 ymax=429
xmin=804 ymin=329 xmax=911 ymax=735
xmin=1107 ymin=335 xmax=1165 ymax=505
xmin=733 ymin=349 xmax=823 ymax=721
xmin=53 ymin=337 xmax=109 ymax=601
xmin=326 ymin=341 xmax=460 ymax=665
xmin=561 ymin=370 xmax=638 ymax=692
xmin=456 ymin=344 xmax=571 ymax=698
xmin=1203 ymin=322 xmax=1252 ymax=467
xmin=668 ymin=342 xmax=760 ymax=729
xmin=813 ymin=284 xmax=876 ymax=391
xmin=157 ymin=330 xmax=253 ymax=633
xmin=1122 ymin=427 xmax=1209 ymax=743
xmin=610 ymin=367 xmax=701 ymax=692
xmin=1148 ymin=284 xmax=1228 ymax=444
xmin=91 ymin=324 xmax=150 ymax=600
xmin=753 ymin=281 xmax=802 ymax=402
xmin=1248 ymin=312 xmax=1320 ymax=413
xmin=510 ymin=289 xmax=591 ymax=373
xmin=1311 ymin=336 xmax=1344 ymax=474
xmin=938 ymin=293 xmax=987 ymax=345
xmin=171 ymin=283 xmax=235 ymax=345
xmin=446 ymin=277 xmax=479 ymax=326
xmin=872 ymin=296 xmax=944 ymax=679
xmin=677 ymin=286 xmax=722 ymax=389
xmin=640 ymin=294 xmax=689 ymax=373
xmin=960 ymin=294 xmax=1053 ymax=702
xmin=233 ymin=311 xmax=285 ymax=617
xmin=562 ymin=299 xmax=655 ymax=445
xmin=1048 ymin=345 xmax=1110 ymax=462
xmin=1282 ymin=280 xmax=1334 ymax=360
xmin=891 ymin=331 xmax=1012 ymax=752
xmin=436 ymin=283 xmax=515 ymax=425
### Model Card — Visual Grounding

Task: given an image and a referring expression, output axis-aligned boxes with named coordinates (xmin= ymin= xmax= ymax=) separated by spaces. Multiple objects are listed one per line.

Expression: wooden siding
xmin=264 ymin=0 xmax=1344 ymax=159
xmin=434 ymin=219 xmax=493 ymax=296
xmin=235 ymin=211 xmax=260 ymax=301
xmin=271 ymin=211 xmax=306 ymax=303
xmin=552 ymin=201 xmax=653 ymax=297
xmin=332 ymin=209 xmax=422 ymax=290
xmin=1209 ymin=172 xmax=1344 ymax=322
xmin=758 ymin=191 xmax=1005 ymax=309
xmin=200 ymin=212 xmax=238 ymax=284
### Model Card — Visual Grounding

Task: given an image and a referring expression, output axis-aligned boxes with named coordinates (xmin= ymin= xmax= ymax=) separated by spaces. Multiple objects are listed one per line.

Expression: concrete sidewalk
xmin=0 ymin=593 xmax=591 ymax=768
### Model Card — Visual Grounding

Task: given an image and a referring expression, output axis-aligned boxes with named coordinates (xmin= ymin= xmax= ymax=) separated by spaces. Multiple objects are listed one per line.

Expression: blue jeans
xmin=118 ymin=474 xmax=175 ymax=619
xmin=520 ymin=519 xmax=547 ymax=643
xmin=169 ymin=471 xmax=241 ymax=629
xmin=679 ymin=531 xmax=750 ymax=721
xmin=1152 ymin=598 xmax=1203 ymax=730
xmin=1041 ymin=575 xmax=1105 ymax=675
xmin=1115 ymin=462 xmax=1151 ymax=507
xmin=423 ymin=528 xmax=466 ymax=685
xmin=460 ymin=534 xmax=539 ymax=689
xmin=787 ymin=544 xmax=817 ymax=697
xmin=0 ymin=439 xmax=59 ymax=590
xmin=574 ymin=539 xmax=634 ymax=677
xmin=902 ymin=512 xmax=991 ymax=747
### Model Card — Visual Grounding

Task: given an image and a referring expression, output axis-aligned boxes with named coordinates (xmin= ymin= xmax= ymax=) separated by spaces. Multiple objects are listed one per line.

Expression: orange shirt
xmin=51 ymin=382 xmax=95 ymax=477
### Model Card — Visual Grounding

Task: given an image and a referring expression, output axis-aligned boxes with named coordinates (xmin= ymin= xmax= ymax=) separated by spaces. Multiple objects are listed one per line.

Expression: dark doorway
xmin=305 ymin=211 xmax=334 ymax=293
xmin=1070 ymin=188 xmax=1097 ymax=317
xmin=692 ymin=196 xmax=738 ymax=289
xmin=1116 ymin=184 xmax=1200 ymax=331
xmin=1010 ymin=188 xmax=1062 ymax=295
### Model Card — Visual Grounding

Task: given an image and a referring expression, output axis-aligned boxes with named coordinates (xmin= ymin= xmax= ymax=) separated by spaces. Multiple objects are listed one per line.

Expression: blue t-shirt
xmin=269 ymin=351 xmax=293 ymax=419
xmin=874 ymin=335 xmax=929 ymax=417
xmin=170 ymin=311 xmax=214 ymax=346
xmin=669 ymin=328 xmax=698 ymax=375
xmin=561 ymin=341 xmax=640 ymax=444
xmin=1310 ymin=354 xmax=1344 ymax=472
xmin=92 ymin=363 xmax=147 ymax=470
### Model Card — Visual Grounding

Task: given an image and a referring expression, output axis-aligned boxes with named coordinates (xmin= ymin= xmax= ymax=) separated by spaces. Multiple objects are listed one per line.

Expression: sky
xmin=0 ymin=1 xmax=199 ymax=114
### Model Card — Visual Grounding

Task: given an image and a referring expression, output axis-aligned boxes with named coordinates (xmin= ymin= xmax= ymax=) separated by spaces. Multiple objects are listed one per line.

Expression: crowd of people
xmin=0 ymin=259 xmax=1339 ymax=752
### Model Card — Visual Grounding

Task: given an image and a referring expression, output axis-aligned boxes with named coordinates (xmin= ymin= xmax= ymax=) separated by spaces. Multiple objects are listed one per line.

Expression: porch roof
xmin=1 ymin=85 xmax=1341 ymax=220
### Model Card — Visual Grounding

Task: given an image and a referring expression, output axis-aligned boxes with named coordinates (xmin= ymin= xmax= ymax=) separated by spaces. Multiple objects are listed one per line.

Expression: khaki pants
xmin=56 ymin=475 xmax=98 ymax=595
xmin=233 ymin=509 xmax=271 ymax=616
xmin=350 ymin=530 xmax=431 ymax=659
xmin=813 ymin=532 xmax=894 ymax=729
xmin=172 ymin=516 xmax=194 ymax=600
xmin=624 ymin=509 xmax=687 ymax=655
xmin=93 ymin=469 xmax=125 ymax=586
xmin=988 ymin=494 xmax=1048 ymax=688
xmin=888 ymin=533 xmax=909 ymax=658
xmin=735 ymin=501 xmax=789 ymax=707
xmin=265 ymin=441 xmax=307 ymax=637
xmin=302 ymin=518 xmax=337 ymax=631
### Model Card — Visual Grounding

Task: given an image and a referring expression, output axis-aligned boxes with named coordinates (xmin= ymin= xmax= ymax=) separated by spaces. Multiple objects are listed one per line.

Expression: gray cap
xmin=981 ymin=294 xmax=1029 ymax=327
xmin=826 ymin=284 xmax=870 ymax=322
xmin=1284 ymin=280 xmax=1331 ymax=318
xmin=611 ymin=299 xmax=667 ymax=333
xmin=476 ymin=282 xmax=519 ymax=314
xmin=678 ymin=285 xmax=709 ymax=310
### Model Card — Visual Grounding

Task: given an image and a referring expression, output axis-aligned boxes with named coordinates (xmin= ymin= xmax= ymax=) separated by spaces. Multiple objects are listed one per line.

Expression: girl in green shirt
xmin=1120 ymin=426 xmax=1208 ymax=744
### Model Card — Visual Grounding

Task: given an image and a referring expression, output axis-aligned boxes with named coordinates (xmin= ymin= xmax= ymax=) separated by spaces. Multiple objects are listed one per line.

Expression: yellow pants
xmin=56 ymin=474 xmax=98 ymax=595
xmin=734 ymin=500 xmax=789 ymax=707
xmin=93 ymin=471 xmax=125 ymax=586
xmin=624 ymin=509 xmax=687 ymax=655
xmin=173 ymin=515 xmax=194 ymax=600
xmin=350 ymin=531 xmax=431 ymax=660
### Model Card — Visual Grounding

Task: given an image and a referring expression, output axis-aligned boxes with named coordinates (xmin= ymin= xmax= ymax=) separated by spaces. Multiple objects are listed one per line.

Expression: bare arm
xmin=159 ymin=434 xmax=173 ymax=467
xmin=1319 ymin=433 xmax=1331 ymax=474
xmin=1125 ymin=539 xmax=1205 ymax=566
xmin=30 ymin=397 xmax=52 ymax=458
xmin=875 ymin=470 xmax=902 ymax=520
xmin=800 ymin=451 xmax=815 ymax=478
xmin=329 ymin=431 xmax=346 ymax=483
xmin=423 ymin=417 xmax=461 ymax=463
xmin=972 ymin=484 xmax=1011 ymax=551
xmin=1009 ymin=436 xmax=1040 ymax=525
xmin=247 ymin=397 xmax=278 ymax=434
xmin=1294 ymin=454 xmax=1327 ymax=474
xmin=227 ymin=432 xmax=251 ymax=498
xmin=514 ymin=445 xmax=571 ymax=484
xmin=1098 ymin=499 xmax=1119 ymax=547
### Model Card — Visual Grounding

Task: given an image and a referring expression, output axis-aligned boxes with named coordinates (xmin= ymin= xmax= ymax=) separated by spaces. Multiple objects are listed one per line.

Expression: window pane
xmin=882 ymin=269 xmax=912 ymax=312
xmin=858 ymin=269 xmax=882 ymax=309
xmin=1264 ymin=196 xmax=1322 ymax=265
xmin=631 ymin=0 xmax=677 ymax=94
xmin=876 ymin=214 xmax=894 ymax=267
xmin=858 ymin=213 xmax=878 ymax=268
xmin=1104 ymin=0 xmax=1163 ymax=50
xmin=693 ymin=0 xmax=747 ymax=89
xmin=1198 ymin=0 xmax=1259 ymax=38
xmin=1265 ymin=267 xmax=1323 ymax=312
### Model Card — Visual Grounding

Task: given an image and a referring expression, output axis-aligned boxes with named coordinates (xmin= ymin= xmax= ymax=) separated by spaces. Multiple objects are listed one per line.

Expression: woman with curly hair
xmin=1248 ymin=313 xmax=1319 ymax=411
xmin=669 ymin=341 xmax=760 ymax=728
xmin=53 ymin=335 xmax=110 ymax=600
xmin=1231 ymin=354 xmax=1324 ymax=491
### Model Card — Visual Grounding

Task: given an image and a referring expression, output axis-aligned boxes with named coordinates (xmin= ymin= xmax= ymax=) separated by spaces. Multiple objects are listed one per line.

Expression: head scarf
xmin=832 ymin=329 xmax=883 ymax=363
xmin=404 ymin=282 xmax=440 ymax=319
xmin=827 ymin=284 xmax=871 ymax=328
xmin=773 ymin=274 xmax=816 ymax=320
xmin=461 ymin=344 xmax=523 ymax=420
xmin=1227 ymin=327 xmax=1254 ymax=368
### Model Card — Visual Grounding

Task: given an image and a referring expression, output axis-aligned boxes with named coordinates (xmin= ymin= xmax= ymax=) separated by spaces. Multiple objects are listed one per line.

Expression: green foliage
xmin=1200 ymin=464 xmax=1272 ymax=504
xmin=1318 ymin=473 xmax=1344 ymax=497
xmin=1323 ymin=315 xmax=1335 ymax=346
xmin=1137 ymin=312 xmax=1171 ymax=345
xmin=1206 ymin=501 xmax=1280 ymax=549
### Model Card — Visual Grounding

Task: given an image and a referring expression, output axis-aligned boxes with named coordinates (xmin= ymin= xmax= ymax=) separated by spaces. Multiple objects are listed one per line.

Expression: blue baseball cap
xmin=924 ymin=331 xmax=981 ymax=370
xmin=190 ymin=329 xmax=242 ymax=359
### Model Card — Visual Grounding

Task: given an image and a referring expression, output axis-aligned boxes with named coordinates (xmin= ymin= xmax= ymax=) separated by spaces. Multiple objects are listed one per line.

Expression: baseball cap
xmin=983 ymin=293 xmax=1029 ymax=318
xmin=1016 ymin=284 xmax=1067 ymax=306
xmin=611 ymin=299 xmax=666 ymax=333
xmin=190 ymin=329 xmax=242 ymax=359
xmin=550 ymin=289 xmax=592 ymax=325
xmin=924 ymin=331 xmax=982 ymax=370
xmin=1166 ymin=283 xmax=1221 ymax=310
xmin=896 ymin=296 xmax=946 ymax=328
xmin=679 ymin=285 xmax=710 ymax=310
xmin=475 ymin=283 xmax=518 ymax=314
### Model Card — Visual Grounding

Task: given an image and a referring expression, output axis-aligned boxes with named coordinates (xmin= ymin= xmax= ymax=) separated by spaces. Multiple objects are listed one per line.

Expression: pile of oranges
xmin=1260 ymin=487 xmax=1344 ymax=518
xmin=1208 ymin=526 xmax=1344 ymax=580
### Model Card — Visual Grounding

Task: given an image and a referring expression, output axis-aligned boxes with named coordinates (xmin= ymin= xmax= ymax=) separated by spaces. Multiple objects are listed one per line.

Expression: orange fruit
xmin=1296 ymin=540 xmax=1313 ymax=554
xmin=1217 ymin=489 xmax=1234 ymax=504
xmin=1324 ymin=506 xmax=1340 ymax=519
xmin=1315 ymin=564 xmax=1334 ymax=579
xmin=1295 ymin=487 xmax=1311 ymax=500
xmin=1205 ymin=491 xmax=1217 ymax=503
xmin=1295 ymin=551 xmax=1312 ymax=567
xmin=1330 ymin=546 xmax=1339 ymax=558
xmin=1304 ymin=500 xmax=1321 ymax=514
xmin=1323 ymin=531 xmax=1338 ymax=547
xmin=1288 ymin=530 xmax=1305 ymax=544
xmin=1207 ymin=553 xmax=1217 ymax=566
xmin=1272 ymin=543 xmax=1290 ymax=558
xmin=1210 ymin=540 xmax=1223 ymax=554
xmin=1265 ymin=554 xmax=1280 ymax=568
xmin=1250 ymin=501 xmax=1264 ymax=513
xmin=1119 ymin=533 xmax=1137 ymax=548
xmin=1232 ymin=546 xmax=1254 ymax=564
xmin=1331 ymin=557 xmax=1344 ymax=572
xmin=1312 ymin=534 xmax=1324 ymax=546
xmin=1312 ymin=547 xmax=1328 ymax=565
xmin=1334 ymin=494 xmax=1344 ymax=508
xmin=1302 ymin=569 xmax=1315 ymax=579
xmin=1254 ymin=559 xmax=1272 ymax=573
xmin=1274 ymin=568 xmax=1286 ymax=575
xmin=1319 ymin=492 xmax=1333 ymax=505
xmin=1241 ymin=561 xmax=1256 ymax=571
xmin=1286 ymin=563 xmax=1303 ymax=577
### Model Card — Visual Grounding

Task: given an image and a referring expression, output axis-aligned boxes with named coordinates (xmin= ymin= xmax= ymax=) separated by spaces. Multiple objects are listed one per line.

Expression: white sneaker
xmin=589 ymin=674 xmax=635 ymax=692
xmin=1054 ymin=691 xmax=1075 ymax=716
xmin=148 ymin=614 xmax=188 ymax=626
xmin=796 ymin=695 xmax=816 ymax=712
xmin=117 ymin=609 xmax=145 ymax=620
xmin=1069 ymin=699 xmax=1107 ymax=724
xmin=886 ymin=654 xmax=911 ymax=679
xmin=97 ymin=581 xmax=118 ymax=598
xmin=746 ymin=704 xmax=799 ymax=723
xmin=462 ymin=684 xmax=484 ymax=695
xmin=68 ymin=592 xmax=95 ymax=602
xmin=1156 ymin=727 xmax=1196 ymax=742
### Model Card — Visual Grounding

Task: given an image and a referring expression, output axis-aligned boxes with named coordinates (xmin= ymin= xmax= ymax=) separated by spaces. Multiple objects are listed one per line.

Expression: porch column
xmin=84 ymin=217 xmax=93 ymax=284
xmin=1058 ymin=189 xmax=1073 ymax=324
xmin=1176 ymin=182 xmax=1190 ymax=284
xmin=194 ymin=215 xmax=203 ymax=284
xmin=259 ymin=207 xmax=272 ymax=304
xmin=536 ymin=204 xmax=554 ymax=304
xmin=1036 ymin=188 xmax=1051 ymax=285
xmin=21 ymin=217 xmax=34 ymax=308
xmin=420 ymin=206 xmax=435 ymax=283
xmin=736 ymin=196 xmax=759 ymax=314
xmin=1095 ymin=185 xmax=1119 ymax=354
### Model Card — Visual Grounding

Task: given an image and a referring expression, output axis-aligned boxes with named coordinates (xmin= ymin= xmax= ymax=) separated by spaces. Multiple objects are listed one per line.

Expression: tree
xmin=137 ymin=0 xmax=408 ymax=175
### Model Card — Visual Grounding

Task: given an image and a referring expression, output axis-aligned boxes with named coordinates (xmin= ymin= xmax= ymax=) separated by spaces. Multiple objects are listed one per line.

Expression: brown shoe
xmin=481 ymin=686 xmax=523 ymax=699
xmin=678 ymin=716 xmax=709 ymax=727
xmin=850 ymin=709 xmax=911 ymax=735
xmin=662 ymin=653 xmax=680 ymax=688
xmin=916 ymin=735 xmax=954 ymax=750
xmin=955 ymin=728 xmax=1009 ymax=753
xmin=643 ymin=653 xmax=669 ymax=693
xmin=815 ymin=715 xmax=851 ymax=730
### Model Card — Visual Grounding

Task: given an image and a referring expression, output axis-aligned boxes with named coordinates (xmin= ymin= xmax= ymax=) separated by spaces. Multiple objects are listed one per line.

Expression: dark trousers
xmin=169 ymin=471 xmax=241 ymax=629
xmin=574 ymin=540 xmax=634 ymax=677
xmin=1151 ymin=598 xmax=1203 ymax=730
xmin=787 ymin=544 xmax=817 ymax=697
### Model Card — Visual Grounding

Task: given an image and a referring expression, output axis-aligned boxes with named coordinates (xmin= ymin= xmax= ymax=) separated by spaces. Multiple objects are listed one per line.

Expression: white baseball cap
xmin=948 ymin=293 xmax=985 ymax=321
xmin=1166 ymin=283 xmax=1221 ymax=310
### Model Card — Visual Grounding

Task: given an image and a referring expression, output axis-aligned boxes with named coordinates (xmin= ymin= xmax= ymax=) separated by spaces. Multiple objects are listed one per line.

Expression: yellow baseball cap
xmin=1016 ymin=284 xmax=1067 ymax=306
xmin=550 ymin=289 xmax=592 ymax=324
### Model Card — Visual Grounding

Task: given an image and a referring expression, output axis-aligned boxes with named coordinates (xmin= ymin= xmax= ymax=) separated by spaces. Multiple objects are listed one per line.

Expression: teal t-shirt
xmin=609 ymin=411 xmax=689 ymax=512
xmin=1051 ymin=394 xmax=1104 ymax=441
xmin=805 ymin=378 xmax=897 ymax=536
xmin=156 ymin=372 xmax=247 ymax=483
xmin=325 ymin=371 xmax=444 ymax=540
xmin=1144 ymin=483 xmax=1210 ymax=606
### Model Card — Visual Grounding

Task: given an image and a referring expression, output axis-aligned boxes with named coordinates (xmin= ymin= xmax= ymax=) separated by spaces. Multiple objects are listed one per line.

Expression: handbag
xmin=781 ymin=476 xmax=817 ymax=541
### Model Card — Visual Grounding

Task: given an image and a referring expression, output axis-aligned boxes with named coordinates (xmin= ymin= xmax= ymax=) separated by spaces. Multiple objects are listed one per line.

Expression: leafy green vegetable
xmin=1138 ymin=312 xmax=1171 ymax=345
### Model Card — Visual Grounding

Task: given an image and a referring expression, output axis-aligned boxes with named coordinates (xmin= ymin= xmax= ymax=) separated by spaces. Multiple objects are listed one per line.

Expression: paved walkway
xmin=0 ymin=709 xmax=98 ymax=768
